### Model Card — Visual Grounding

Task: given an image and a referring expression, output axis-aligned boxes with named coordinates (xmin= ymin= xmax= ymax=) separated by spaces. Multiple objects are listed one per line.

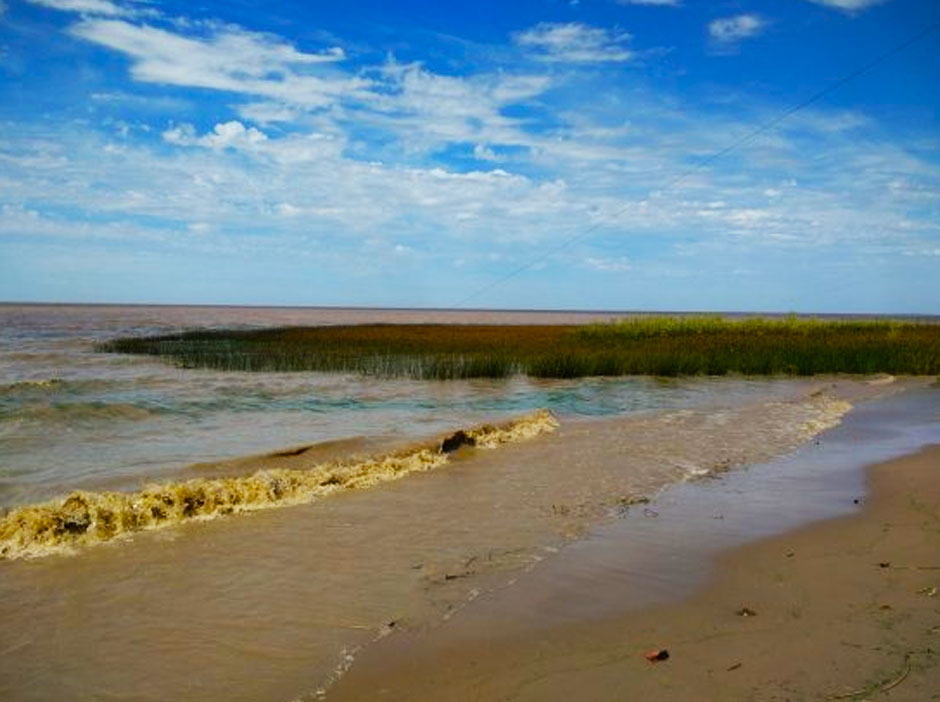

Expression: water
xmin=1 ymin=303 xmax=814 ymax=506
xmin=0 ymin=303 xmax=933 ymax=702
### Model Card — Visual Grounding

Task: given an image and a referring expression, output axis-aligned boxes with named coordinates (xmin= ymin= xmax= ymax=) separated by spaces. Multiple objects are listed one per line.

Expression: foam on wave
xmin=0 ymin=410 xmax=558 ymax=561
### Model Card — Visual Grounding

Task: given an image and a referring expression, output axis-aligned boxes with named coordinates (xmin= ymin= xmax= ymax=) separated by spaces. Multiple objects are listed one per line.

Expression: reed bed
xmin=97 ymin=317 xmax=940 ymax=379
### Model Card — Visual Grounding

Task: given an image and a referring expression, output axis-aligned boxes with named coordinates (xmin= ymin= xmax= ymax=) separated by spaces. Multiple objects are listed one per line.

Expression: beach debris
xmin=271 ymin=444 xmax=313 ymax=458
xmin=444 ymin=571 xmax=472 ymax=581
xmin=643 ymin=649 xmax=670 ymax=663
xmin=440 ymin=430 xmax=476 ymax=453
xmin=878 ymin=561 xmax=891 ymax=569
xmin=826 ymin=651 xmax=913 ymax=700
xmin=726 ymin=662 xmax=742 ymax=672
xmin=736 ymin=607 xmax=757 ymax=617
xmin=786 ymin=550 xmax=795 ymax=558
xmin=916 ymin=586 xmax=937 ymax=597
xmin=643 ymin=507 xmax=659 ymax=518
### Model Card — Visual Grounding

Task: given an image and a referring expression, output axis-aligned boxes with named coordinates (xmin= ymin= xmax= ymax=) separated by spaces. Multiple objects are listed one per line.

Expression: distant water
xmin=0 ymin=303 xmax=817 ymax=507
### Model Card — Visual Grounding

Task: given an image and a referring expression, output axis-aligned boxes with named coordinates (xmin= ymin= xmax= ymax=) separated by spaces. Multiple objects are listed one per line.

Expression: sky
xmin=0 ymin=0 xmax=938 ymax=312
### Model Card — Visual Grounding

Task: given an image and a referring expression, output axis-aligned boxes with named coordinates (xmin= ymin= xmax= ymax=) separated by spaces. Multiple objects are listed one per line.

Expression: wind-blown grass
xmin=97 ymin=317 xmax=940 ymax=379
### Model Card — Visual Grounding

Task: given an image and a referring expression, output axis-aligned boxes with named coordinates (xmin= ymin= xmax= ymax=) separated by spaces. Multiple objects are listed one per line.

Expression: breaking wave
xmin=0 ymin=410 xmax=558 ymax=561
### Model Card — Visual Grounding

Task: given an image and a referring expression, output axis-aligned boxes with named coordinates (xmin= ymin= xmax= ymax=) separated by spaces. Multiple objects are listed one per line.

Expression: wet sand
xmin=328 ymin=445 xmax=940 ymax=701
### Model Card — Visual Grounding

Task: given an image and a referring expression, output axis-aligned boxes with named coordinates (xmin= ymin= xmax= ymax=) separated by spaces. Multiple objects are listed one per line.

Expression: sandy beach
xmin=328 ymin=445 xmax=940 ymax=701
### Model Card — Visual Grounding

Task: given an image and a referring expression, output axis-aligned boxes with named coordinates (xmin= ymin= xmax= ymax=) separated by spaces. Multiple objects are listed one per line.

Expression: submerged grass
xmin=97 ymin=316 xmax=940 ymax=379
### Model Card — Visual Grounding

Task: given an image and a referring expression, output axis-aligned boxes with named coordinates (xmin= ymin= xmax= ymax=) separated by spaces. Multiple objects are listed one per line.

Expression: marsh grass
xmin=97 ymin=317 xmax=940 ymax=379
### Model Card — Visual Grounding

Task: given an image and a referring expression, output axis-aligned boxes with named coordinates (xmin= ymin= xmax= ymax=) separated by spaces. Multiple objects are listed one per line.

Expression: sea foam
xmin=0 ymin=410 xmax=558 ymax=561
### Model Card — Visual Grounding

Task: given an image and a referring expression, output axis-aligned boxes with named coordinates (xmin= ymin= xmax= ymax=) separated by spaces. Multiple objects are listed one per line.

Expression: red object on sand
xmin=644 ymin=649 xmax=670 ymax=662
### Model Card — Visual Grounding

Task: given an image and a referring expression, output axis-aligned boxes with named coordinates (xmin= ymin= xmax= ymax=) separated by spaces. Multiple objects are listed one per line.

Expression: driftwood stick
xmin=826 ymin=652 xmax=913 ymax=700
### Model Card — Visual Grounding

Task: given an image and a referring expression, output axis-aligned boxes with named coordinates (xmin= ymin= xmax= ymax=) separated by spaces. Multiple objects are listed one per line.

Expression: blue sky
xmin=0 ymin=0 xmax=938 ymax=312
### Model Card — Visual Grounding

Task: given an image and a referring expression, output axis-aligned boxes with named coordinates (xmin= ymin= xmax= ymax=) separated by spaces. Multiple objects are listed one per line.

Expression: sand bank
xmin=327 ymin=444 xmax=940 ymax=701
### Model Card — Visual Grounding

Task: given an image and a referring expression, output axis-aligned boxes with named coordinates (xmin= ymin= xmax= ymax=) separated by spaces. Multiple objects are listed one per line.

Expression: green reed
xmin=96 ymin=317 xmax=940 ymax=379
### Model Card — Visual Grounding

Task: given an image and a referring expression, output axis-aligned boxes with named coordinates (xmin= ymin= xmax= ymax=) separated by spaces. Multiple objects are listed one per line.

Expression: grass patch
xmin=96 ymin=316 xmax=940 ymax=379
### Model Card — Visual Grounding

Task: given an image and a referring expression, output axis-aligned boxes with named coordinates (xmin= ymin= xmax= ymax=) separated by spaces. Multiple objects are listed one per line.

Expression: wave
xmin=0 ymin=378 xmax=66 ymax=394
xmin=0 ymin=401 xmax=160 ymax=425
xmin=0 ymin=410 xmax=559 ymax=561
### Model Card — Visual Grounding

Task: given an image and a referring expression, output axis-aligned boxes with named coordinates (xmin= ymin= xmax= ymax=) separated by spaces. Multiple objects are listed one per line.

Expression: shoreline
xmin=1 ymin=381 xmax=936 ymax=701
xmin=326 ymin=444 xmax=940 ymax=701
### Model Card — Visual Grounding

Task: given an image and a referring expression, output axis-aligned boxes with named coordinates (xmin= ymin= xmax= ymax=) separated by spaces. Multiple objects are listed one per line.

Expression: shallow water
xmin=404 ymin=384 xmax=940 ymax=635
xmin=0 ymin=388 xmax=887 ymax=700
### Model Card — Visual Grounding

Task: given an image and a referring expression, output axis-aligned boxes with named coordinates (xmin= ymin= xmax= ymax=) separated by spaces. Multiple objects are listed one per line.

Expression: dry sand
xmin=328 ymin=445 xmax=940 ymax=701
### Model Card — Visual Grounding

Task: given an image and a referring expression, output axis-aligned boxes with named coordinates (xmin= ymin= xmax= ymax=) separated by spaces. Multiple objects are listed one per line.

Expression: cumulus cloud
xmin=70 ymin=19 xmax=362 ymax=108
xmin=514 ymin=22 xmax=634 ymax=62
xmin=474 ymin=144 xmax=501 ymax=161
xmin=160 ymin=121 xmax=347 ymax=165
xmin=163 ymin=121 xmax=267 ymax=149
xmin=708 ymin=14 xmax=766 ymax=46
xmin=804 ymin=0 xmax=890 ymax=11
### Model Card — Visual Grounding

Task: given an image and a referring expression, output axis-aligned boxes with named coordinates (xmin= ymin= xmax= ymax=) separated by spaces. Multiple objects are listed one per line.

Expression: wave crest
xmin=0 ymin=410 xmax=558 ymax=561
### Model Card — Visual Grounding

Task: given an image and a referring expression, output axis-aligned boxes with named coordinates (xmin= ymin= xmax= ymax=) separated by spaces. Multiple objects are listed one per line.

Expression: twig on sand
xmin=826 ymin=652 xmax=913 ymax=700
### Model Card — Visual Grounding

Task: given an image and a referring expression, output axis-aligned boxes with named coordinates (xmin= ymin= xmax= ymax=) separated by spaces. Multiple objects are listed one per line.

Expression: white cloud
xmin=805 ymin=0 xmax=889 ymax=11
xmin=708 ymin=14 xmax=766 ymax=44
xmin=364 ymin=61 xmax=550 ymax=154
xmin=5 ymin=103 xmax=939 ymax=304
xmin=42 ymin=12 xmax=553 ymax=161
xmin=163 ymin=121 xmax=267 ymax=149
xmin=237 ymin=102 xmax=302 ymax=125
xmin=161 ymin=121 xmax=346 ymax=165
xmin=514 ymin=22 xmax=634 ymax=63
xmin=70 ymin=19 xmax=362 ymax=108
xmin=586 ymin=256 xmax=633 ymax=272
xmin=25 ymin=0 xmax=146 ymax=18
xmin=5 ymin=10 xmax=938 ymax=308
xmin=473 ymin=144 xmax=501 ymax=161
